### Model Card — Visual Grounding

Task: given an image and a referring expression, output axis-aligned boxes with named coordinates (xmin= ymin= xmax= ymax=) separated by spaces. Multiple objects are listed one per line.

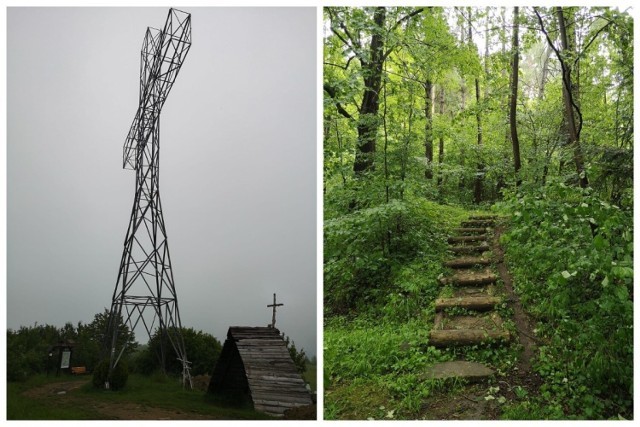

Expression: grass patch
xmin=7 ymin=375 xmax=103 ymax=420
xmin=325 ymin=378 xmax=392 ymax=420
xmin=303 ymin=362 xmax=317 ymax=392
xmin=7 ymin=373 xmax=271 ymax=420
xmin=324 ymin=316 xmax=453 ymax=419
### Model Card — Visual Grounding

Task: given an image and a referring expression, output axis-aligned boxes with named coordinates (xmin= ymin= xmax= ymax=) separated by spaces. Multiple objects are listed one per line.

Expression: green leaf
xmin=614 ymin=285 xmax=629 ymax=302
xmin=612 ymin=266 xmax=633 ymax=279
xmin=561 ymin=271 xmax=572 ymax=279
xmin=593 ymin=234 xmax=606 ymax=250
xmin=601 ymin=276 xmax=609 ymax=287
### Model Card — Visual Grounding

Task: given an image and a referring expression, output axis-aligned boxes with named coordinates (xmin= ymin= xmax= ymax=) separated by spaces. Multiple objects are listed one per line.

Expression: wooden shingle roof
xmin=209 ymin=326 xmax=313 ymax=417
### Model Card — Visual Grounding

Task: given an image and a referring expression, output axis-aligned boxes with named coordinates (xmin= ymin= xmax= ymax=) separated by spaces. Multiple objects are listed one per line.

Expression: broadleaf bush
xmin=498 ymin=180 xmax=633 ymax=418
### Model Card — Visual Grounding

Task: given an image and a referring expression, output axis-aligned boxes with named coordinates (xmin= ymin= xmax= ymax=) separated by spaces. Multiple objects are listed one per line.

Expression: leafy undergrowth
xmin=496 ymin=180 xmax=633 ymax=419
xmin=324 ymin=317 xmax=450 ymax=419
xmin=324 ymin=198 xmax=472 ymax=316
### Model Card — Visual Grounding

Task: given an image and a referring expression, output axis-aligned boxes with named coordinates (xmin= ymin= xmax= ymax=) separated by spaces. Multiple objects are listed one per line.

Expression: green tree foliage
xmin=76 ymin=309 xmax=137 ymax=370
xmin=325 ymin=6 xmax=633 ymax=209
xmin=499 ymin=180 xmax=633 ymax=418
xmin=6 ymin=310 xmax=135 ymax=382
xmin=324 ymin=6 xmax=424 ymax=175
xmin=134 ymin=327 xmax=222 ymax=377
xmin=283 ymin=335 xmax=307 ymax=375
xmin=92 ymin=359 xmax=129 ymax=390
xmin=7 ymin=323 xmax=60 ymax=381
xmin=324 ymin=6 xmax=632 ymax=420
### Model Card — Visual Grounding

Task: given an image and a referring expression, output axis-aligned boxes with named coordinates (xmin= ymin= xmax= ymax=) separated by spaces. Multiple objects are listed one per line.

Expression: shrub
xmin=324 ymin=198 xmax=461 ymax=314
xmin=134 ymin=327 xmax=222 ymax=377
xmin=92 ymin=359 xmax=129 ymax=390
xmin=497 ymin=180 xmax=633 ymax=418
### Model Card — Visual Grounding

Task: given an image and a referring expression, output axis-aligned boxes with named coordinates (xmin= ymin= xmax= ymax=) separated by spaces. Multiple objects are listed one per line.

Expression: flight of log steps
xmin=429 ymin=215 xmax=509 ymax=349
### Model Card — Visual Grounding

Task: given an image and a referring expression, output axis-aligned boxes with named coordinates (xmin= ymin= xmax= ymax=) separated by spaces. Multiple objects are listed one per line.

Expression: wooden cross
xmin=267 ymin=293 xmax=283 ymax=328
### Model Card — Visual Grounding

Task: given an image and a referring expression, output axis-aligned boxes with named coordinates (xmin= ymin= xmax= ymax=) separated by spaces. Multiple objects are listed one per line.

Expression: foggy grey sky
xmin=6 ymin=7 xmax=317 ymax=356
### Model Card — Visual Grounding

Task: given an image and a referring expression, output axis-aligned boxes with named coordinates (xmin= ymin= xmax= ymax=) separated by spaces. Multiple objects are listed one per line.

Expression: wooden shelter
xmin=208 ymin=326 xmax=313 ymax=417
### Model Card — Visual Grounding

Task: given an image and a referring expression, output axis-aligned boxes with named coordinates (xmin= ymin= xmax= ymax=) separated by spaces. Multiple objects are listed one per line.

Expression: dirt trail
xmin=492 ymin=225 xmax=539 ymax=372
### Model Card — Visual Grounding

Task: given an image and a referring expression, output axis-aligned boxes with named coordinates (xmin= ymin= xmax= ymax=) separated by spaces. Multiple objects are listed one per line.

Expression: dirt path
xmin=492 ymin=225 xmax=539 ymax=373
xmin=22 ymin=379 xmax=210 ymax=420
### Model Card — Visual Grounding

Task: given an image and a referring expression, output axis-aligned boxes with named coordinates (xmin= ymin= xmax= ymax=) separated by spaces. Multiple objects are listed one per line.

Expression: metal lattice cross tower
xmin=267 ymin=293 xmax=284 ymax=328
xmin=105 ymin=8 xmax=192 ymax=388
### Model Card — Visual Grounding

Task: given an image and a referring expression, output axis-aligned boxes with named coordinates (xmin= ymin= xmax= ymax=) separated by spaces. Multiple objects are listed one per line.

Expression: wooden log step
xmin=453 ymin=227 xmax=487 ymax=234
xmin=451 ymin=285 xmax=497 ymax=298
xmin=429 ymin=329 xmax=510 ymax=348
xmin=450 ymin=243 xmax=490 ymax=255
xmin=435 ymin=296 xmax=501 ymax=312
xmin=469 ymin=215 xmax=499 ymax=220
xmin=448 ymin=235 xmax=487 ymax=243
xmin=461 ymin=220 xmax=495 ymax=227
xmin=439 ymin=269 xmax=497 ymax=286
xmin=444 ymin=257 xmax=491 ymax=268
xmin=433 ymin=311 xmax=504 ymax=329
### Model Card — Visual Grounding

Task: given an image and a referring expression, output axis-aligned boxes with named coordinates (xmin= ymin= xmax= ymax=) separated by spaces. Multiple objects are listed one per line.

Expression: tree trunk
xmin=424 ymin=79 xmax=434 ymax=179
xmin=469 ymin=7 xmax=483 ymax=204
xmin=538 ymin=45 xmax=552 ymax=99
xmin=500 ymin=7 xmax=506 ymax=53
xmin=437 ymin=86 xmax=445 ymax=186
xmin=509 ymin=7 xmax=522 ymax=184
xmin=459 ymin=13 xmax=467 ymax=109
xmin=556 ymin=7 xmax=588 ymax=188
xmin=484 ymin=7 xmax=490 ymax=99
xmin=382 ymin=68 xmax=390 ymax=203
xmin=353 ymin=7 xmax=386 ymax=174
xmin=400 ymin=84 xmax=415 ymax=200
xmin=473 ymin=76 xmax=483 ymax=204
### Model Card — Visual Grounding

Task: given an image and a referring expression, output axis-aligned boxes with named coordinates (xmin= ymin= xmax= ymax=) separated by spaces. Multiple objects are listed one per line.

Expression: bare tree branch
xmin=577 ymin=20 xmax=612 ymax=66
xmin=533 ymin=7 xmax=583 ymax=139
xmin=324 ymin=83 xmax=354 ymax=120
xmin=327 ymin=8 xmax=362 ymax=62
xmin=382 ymin=7 xmax=424 ymax=60
xmin=323 ymin=55 xmax=356 ymax=71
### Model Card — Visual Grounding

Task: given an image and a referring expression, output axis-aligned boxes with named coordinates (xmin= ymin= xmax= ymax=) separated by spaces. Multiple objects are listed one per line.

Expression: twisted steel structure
xmin=105 ymin=8 xmax=192 ymax=388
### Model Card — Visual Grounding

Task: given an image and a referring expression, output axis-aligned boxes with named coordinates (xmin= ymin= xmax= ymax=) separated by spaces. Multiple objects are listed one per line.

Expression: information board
xmin=61 ymin=350 xmax=71 ymax=369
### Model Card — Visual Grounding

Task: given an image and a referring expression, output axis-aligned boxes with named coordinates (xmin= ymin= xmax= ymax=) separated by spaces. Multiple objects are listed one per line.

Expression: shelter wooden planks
xmin=208 ymin=326 xmax=313 ymax=417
